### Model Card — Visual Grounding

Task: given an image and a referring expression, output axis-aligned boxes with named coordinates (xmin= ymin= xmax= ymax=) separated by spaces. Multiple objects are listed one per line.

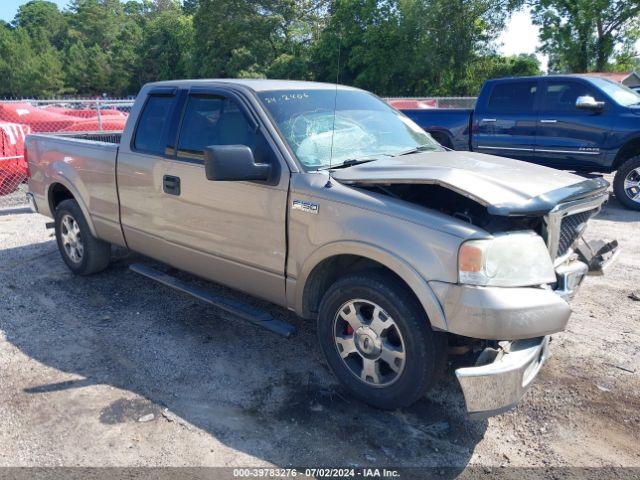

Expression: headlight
xmin=458 ymin=231 xmax=556 ymax=287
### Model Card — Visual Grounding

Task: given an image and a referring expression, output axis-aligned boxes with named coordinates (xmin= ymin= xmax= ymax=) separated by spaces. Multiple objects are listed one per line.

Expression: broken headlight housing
xmin=458 ymin=231 xmax=556 ymax=287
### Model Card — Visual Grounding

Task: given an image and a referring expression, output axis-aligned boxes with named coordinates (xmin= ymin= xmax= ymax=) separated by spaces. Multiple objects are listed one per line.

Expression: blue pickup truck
xmin=401 ymin=75 xmax=640 ymax=210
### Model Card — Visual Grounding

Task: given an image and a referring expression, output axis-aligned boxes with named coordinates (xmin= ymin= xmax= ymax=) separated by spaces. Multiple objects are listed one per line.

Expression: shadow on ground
xmin=1 ymin=239 xmax=485 ymax=471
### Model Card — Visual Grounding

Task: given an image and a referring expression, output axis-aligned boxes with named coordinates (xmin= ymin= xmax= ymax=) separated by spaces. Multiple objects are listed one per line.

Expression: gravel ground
xmin=0 ymin=187 xmax=638 ymax=475
xmin=0 ymin=184 xmax=28 ymax=210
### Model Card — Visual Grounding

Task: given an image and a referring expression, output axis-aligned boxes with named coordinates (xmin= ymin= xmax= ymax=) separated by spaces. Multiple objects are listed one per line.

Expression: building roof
xmin=579 ymin=72 xmax=640 ymax=84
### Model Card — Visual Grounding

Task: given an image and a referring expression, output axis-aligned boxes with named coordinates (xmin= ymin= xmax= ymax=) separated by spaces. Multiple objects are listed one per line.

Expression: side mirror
xmin=204 ymin=145 xmax=271 ymax=182
xmin=576 ymin=95 xmax=605 ymax=111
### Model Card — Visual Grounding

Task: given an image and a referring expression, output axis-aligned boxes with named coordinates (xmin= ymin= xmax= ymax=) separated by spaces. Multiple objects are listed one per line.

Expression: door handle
xmin=540 ymin=119 xmax=557 ymax=123
xmin=481 ymin=118 xmax=497 ymax=123
xmin=163 ymin=175 xmax=181 ymax=195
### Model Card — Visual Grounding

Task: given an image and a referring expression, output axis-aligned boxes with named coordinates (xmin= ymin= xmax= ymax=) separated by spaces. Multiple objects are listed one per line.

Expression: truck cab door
xmin=472 ymin=80 xmax=539 ymax=162
xmin=155 ymin=88 xmax=289 ymax=305
xmin=535 ymin=79 xmax=608 ymax=169
xmin=118 ymin=87 xmax=289 ymax=306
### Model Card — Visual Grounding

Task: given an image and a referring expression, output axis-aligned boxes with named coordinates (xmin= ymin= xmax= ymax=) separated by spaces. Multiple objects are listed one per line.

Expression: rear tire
xmin=54 ymin=199 xmax=111 ymax=275
xmin=317 ymin=271 xmax=445 ymax=409
xmin=613 ymin=156 xmax=640 ymax=211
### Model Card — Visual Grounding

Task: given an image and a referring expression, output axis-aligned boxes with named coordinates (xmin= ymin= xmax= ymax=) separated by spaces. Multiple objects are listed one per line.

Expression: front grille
xmin=557 ymin=208 xmax=598 ymax=257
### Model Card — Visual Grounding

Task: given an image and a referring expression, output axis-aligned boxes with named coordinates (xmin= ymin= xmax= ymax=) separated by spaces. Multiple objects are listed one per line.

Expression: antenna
xmin=325 ymin=31 xmax=341 ymax=189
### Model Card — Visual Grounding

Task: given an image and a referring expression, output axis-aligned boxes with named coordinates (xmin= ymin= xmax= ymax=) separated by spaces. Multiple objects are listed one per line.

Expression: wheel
xmin=613 ymin=156 xmax=640 ymax=211
xmin=54 ymin=199 xmax=111 ymax=275
xmin=317 ymin=271 xmax=445 ymax=409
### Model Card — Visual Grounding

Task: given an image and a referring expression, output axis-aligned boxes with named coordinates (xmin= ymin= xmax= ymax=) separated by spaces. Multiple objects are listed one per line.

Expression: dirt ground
xmin=0 ymin=186 xmax=638 ymax=475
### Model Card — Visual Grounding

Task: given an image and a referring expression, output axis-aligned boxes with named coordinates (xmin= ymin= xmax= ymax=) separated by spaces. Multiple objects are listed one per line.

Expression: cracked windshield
xmin=258 ymin=89 xmax=443 ymax=170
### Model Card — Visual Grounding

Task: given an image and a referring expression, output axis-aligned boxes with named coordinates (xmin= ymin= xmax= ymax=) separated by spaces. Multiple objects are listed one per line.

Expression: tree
xmin=0 ymin=28 xmax=65 ymax=97
xmin=464 ymin=53 xmax=541 ymax=92
xmin=137 ymin=10 xmax=194 ymax=84
xmin=410 ymin=0 xmax=524 ymax=95
xmin=531 ymin=0 xmax=640 ymax=72
xmin=64 ymin=0 xmax=142 ymax=94
xmin=310 ymin=0 xmax=523 ymax=96
xmin=310 ymin=0 xmax=404 ymax=94
xmin=482 ymin=53 xmax=541 ymax=77
xmin=192 ymin=0 xmax=328 ymax=78
xmin=63 ymin=41 xmax=92 ymax=93
xmin=192 ymin=0 xmax=282 ymax=78
xmin=0 ymin=0 xmax=548 ymax=97
xmin=68 ymin=0 xmax=125 ymax=50
xmin=183 ymin=0 xmax=199 ymax=14
xmin=12 ymin=0 xmax=68 ymax=50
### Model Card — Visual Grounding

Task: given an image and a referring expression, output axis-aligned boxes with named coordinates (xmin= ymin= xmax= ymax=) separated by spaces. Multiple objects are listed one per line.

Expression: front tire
xmin=613 ymin=156 xmax=640 ymax=211
xmin=317 ymin=271 xmax=444 ymax=409
xmin=54 ymin=199 xmax=111 ymax=275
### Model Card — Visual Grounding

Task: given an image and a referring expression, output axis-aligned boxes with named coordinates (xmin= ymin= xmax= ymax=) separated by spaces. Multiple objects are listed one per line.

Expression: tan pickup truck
xmin=25 ymin=79 xmax=618 ymax=418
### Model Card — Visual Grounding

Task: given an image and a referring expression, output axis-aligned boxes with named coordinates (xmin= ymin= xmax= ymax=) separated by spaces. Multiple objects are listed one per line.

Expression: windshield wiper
xmin=318 ymin=158 xmax=379 ymax=171
xmin=395 ymin=144 xmax=441 ymax=156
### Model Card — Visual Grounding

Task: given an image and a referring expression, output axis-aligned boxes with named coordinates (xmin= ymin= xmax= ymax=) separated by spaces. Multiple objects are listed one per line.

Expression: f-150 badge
xmin=292 ymin=199 xmax=319 ymax=214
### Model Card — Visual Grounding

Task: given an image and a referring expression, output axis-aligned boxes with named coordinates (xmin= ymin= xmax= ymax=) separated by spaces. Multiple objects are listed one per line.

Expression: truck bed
xmin=25 ymin=131 xmax=123 ymax=246
xmin=401 ymin=108 xmax=473 ymax=151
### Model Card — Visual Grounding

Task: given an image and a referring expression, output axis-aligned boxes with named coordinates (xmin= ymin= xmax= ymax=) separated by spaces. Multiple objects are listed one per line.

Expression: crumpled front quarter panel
xmin=287 ymin=173 xmax=487 ymax=325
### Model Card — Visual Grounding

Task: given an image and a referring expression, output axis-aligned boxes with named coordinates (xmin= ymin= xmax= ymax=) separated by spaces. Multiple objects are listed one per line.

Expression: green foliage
xmin=477 ymin=53 xmax=542 ymax=78
xmin=0 ymin=28 xmax=65 ymax=97
xmin=0 ymin=0 xmax=635 ymax=98
xmin=137 ymin=10 xmax=194 ymax=84
xmin=182 ymin=0 xmax=199 ymax=14
xmin=531 ymin=0 xmax=640 ymax=73
xmin=13 ymin=0 xmax=68 ymax=50
xmin=309 ymin=0 xmax=524 ymax=96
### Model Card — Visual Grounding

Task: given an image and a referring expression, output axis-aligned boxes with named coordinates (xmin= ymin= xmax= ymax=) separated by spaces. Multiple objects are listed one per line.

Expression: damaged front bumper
xmin=449 ymin=239 xmax=618 ymax=418
xmin=455 ymin=336 xmax=550 ymax=419
xmin=555 ymin=238 xmax=620 ymax=300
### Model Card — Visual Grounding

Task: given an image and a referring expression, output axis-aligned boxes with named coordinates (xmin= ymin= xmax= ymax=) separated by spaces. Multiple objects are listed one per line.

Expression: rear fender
xmin=45 ymin=165 xmax=98 ymax=237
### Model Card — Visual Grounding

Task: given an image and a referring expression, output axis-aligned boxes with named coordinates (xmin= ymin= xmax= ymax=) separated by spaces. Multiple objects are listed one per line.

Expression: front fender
xmin=292 ymin=241 xmax=448 ymax=331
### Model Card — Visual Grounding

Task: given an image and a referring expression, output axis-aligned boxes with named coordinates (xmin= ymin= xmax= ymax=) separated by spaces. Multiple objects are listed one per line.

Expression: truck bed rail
xmin=59 ymin=131 xmax=122 ymax=144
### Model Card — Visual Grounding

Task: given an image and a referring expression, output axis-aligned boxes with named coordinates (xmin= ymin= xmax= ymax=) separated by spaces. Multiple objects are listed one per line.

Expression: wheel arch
xmin=614 ymin=136 xmax=640 ymax=170
xmin=427 ymin=129 xmax=454 ymax=149
xmin=294 ymin=242 xmax=447 ymax=331
xmin=47 ymin=180 xmax=98 ymax=237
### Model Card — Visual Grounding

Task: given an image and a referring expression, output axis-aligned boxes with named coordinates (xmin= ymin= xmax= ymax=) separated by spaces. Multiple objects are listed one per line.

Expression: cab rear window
xmin=486 ymin=82 xmax=538 ymax=113
xmin=133 ymin=94 xmax=176 ymax=155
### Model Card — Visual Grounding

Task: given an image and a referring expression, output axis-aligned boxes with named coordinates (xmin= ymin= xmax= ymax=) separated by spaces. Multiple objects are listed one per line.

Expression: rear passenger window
xmin=486 ymin=82 xmax=538 ymax=113
xmin=134 ymin=94 xmax=175 ymax=154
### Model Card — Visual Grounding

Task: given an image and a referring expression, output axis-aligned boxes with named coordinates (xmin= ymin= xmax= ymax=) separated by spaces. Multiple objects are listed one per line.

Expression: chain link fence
xmin=0 ymin=98 xmax=134 ymax=207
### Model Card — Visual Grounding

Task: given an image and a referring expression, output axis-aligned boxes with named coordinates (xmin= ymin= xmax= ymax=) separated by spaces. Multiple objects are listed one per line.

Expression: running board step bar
xmin=129 ymin=263 xmax=296 ymax=338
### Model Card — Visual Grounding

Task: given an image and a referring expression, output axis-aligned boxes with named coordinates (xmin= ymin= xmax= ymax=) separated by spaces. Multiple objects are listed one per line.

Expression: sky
xmin=497 ymin=10 xmax=549 ymax=71
xmin=1 ymin=0 xmax=69 ymax=22
xmin=0 ymin=1 xmax=548 ymax=70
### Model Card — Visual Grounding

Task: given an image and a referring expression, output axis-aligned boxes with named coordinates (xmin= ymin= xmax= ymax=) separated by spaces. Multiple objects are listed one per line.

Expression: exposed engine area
xmin=358 ymin=183 xmax=545 ymax=235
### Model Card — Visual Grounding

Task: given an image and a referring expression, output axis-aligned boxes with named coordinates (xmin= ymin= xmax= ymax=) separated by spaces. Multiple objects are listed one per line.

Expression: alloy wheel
xmin=333 ymin=299 xmax=406 ymax=387
xmin=624 ymin=167 xmax=640 ymax=204
xmin=60 ymin=214 xmax=84 ymax=263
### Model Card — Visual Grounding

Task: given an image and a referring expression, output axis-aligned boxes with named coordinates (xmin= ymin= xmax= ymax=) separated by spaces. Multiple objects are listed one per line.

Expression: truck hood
xmin=331 ymin=151 xmax=609 ymax=216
